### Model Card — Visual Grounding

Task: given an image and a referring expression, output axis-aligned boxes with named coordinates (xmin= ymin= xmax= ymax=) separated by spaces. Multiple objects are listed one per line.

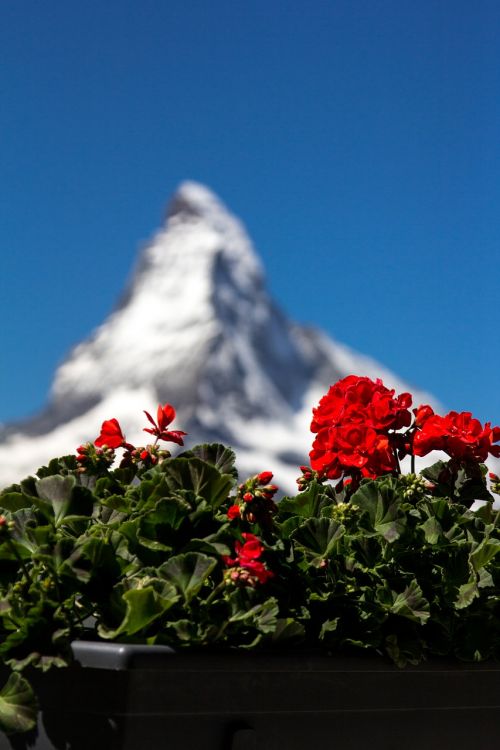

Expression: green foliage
xmin=0 ymin=673 xmax=38 ymax=735
xmin=0 ymin=443 xmax=499 ymax=735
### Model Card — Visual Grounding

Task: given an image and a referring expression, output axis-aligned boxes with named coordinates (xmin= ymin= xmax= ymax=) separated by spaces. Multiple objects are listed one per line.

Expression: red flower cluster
xmin=223 ymin=533 xmax=274 ymax=586
xmin=310 ymin=376 xmax=412 ymax=480
xmin=77 ymin=403 xmax=186 ymax=472
xmin=94 ymin=404 xmax=185 ymax=451
xmin=413 ymin=408 xmax=500 ymax=463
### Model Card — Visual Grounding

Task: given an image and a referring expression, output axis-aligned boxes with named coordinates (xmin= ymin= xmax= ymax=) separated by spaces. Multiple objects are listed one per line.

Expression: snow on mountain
xmin=0 ymin=181 xmax=440 ymax=492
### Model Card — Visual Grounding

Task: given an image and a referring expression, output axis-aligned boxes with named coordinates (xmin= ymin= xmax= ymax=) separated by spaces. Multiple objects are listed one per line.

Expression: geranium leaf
xmin=184 ymin=538 xmax=231 ymax=556
xmin=290 ymin=517 xmax=344 ymax=564
xmin=179 ymin=444 xmax=238 ymax=479
xmin=271 ymin=618 xmax=305 ymax=643
xmin=420 ymin=516 xmax=442 ymax=545
xmin=0 ymin=672 xmax=38 ymax=735
xmin=470 ymin=537 xmax=500 ymax=572
xmin=319 ymin=618 xmax=339 ymax=640
xmin=0 ymin=492 xmax=32 ymax=512
xmin=35 ymin=476 xmax=94 ymax=526
xmin=159 ymin=458 xmax=233 ymax=508
xmin=9 ymin=508 xmax=41 ymax=554
xmin=278 ymin=483 xmax=322 ymax=519
xmin=229 ymin=598 xmax=279 ymax=634
xmin=420 ymin=460 xmax=449 ymax=485
xmin=454 ymin=466 xmax=493 ymax=504
xmin=455 ymin=579 xmax=479 ymax=610
xmin=98 ymin=584 xmax=178 ymax=638
xmin=353 ymin=480 xmax=406 ymax=542
xmin=277 ymin=515 xmax=303 ymax=539
xmin=159 ymin=552 xmax=217 ymax=602
xmin=390 ymin=580 xmax=430 ymax=624
xmin=137 ymin=497 xmax=191 ymax=551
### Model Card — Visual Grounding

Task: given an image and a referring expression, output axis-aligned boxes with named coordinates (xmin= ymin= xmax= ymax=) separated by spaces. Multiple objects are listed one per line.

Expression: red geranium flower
xmin=227 ymin=504 xmax=241 ymax=520
xmin=235 ymin=533 xmax=265 ymax=562
xmin=311 ymin=376 xmax=412 ymax=434
xmin=94 ymin=418 xmax=131 ymax=449
xmin=413 ymin=404 xmax=434 ymax=427
xmin=223 ymin=532 xmax=274 ymax=585
xmin=239 ymin=558 xmax=274 ymax=584
xmin=413 ymin=411 xmax=500 ymax=463
xmin=311 ymin=423 xmax=396 ymax=479
xmin=143 ymin=403 xmax=187 ymax=445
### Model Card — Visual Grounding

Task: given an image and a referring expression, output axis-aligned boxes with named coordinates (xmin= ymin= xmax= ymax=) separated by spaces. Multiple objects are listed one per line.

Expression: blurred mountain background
xmin=0 ymin=183 xmax=439 ymax=490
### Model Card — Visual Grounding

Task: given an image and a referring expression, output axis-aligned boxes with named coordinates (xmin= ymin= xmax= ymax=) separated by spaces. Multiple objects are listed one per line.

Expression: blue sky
xmin=1 ymin=0 xmax=499 ymax=426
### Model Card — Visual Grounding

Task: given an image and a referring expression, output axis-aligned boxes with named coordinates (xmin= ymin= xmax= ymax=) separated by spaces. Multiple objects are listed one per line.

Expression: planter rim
xmin=71 ymin=639 xmax=500 ymax=673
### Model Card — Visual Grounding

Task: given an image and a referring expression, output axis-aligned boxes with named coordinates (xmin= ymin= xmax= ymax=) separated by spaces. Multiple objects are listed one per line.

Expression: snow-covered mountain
xmin=0 ymin=182 xmax=439 ymax=491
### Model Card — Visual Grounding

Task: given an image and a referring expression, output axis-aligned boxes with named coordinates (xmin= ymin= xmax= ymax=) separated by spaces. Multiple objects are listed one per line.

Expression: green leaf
xmin=353 ymin=479 xmax=406 ymax=543
xmin=0 ymin=672 xmax=38 ymax=735
xmin=98 ymin=583 xmax=178 ymax=638
xmin=64 ymin=536 xmax=121 ymax=586
xmin=454 ymin=465 xmax=493 ymax=504
xmin=159 ymin=552 xmax=217 ymax=603
xmin=421 ymin=460 xmax=448 ymax=482
xmin=137 ymin=497 xmax=191 ymax=551
xmin=99 ymin=494 xmax=132 ymax=513
xmin=35 ymin=475 xmax=75 ymax=520
xmin=385 ymin=633 xmax=423 ymax=668
xmin=179 ymin=444 xmax=238 ymax=479
xmin=390 ymin=580 xmax=430 ymax=624
xmin=159 ymin=458 xmax=233 ymax=509
xmin=35 ymin=455 xmax=78 ymax=478
xmin=319 ymin=618 xmax=339 ymax=640
xmin=35 ymin=476 xmax=94 ymax=525
xmin=455 ymin=579 xmax=479 ymax=610
xmin=478 ymin=567 xmax=494 ymax=589
xmin=470 ymin=537 xmax=500 ymax=572
xmin=9 ymin=508 xmax=42 ymax=554
xmin=420 ymin=516 xmax=442 ymax=545
xmin=0 ymin=492 xmax=32 ymax=513
xmin=271 ymin=618 xmax=305 ymax=643
xmin=290 ymin=517 xmax=344 ymax=565
xmin=184 ymin=538 xmax=231 ymax=557
xmin=277 ymin=515 xmax=303 ymax=539
xmin=278 ymin=483 xmax=322 ymax=519
xmin=229 ymin=597 xmax=279 ymax=634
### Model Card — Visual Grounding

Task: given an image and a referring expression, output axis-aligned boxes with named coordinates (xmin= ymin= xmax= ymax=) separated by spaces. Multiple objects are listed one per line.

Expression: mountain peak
xmin=167 ymin=181 xmax=231 ymax=222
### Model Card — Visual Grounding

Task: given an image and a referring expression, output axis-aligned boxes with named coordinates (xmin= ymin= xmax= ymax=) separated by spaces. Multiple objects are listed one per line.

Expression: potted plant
xmin=0 ymin=376 xmax=500 ymax=749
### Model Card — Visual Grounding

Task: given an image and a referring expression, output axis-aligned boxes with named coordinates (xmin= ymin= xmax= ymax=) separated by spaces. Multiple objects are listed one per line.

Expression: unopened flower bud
xmin=257 ymin=471 xmax=273 ymax=485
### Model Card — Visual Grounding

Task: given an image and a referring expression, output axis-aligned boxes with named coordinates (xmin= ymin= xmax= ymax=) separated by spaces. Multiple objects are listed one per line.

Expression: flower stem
xmin=205 ymin=580 xmax=226 ymax=607
xmin=6 ymin=537 xmax=33 ymax=586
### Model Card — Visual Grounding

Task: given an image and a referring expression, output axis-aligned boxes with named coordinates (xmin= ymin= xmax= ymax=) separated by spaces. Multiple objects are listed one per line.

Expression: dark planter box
xmin=1 ymin=641 xmax=500 ymax=750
